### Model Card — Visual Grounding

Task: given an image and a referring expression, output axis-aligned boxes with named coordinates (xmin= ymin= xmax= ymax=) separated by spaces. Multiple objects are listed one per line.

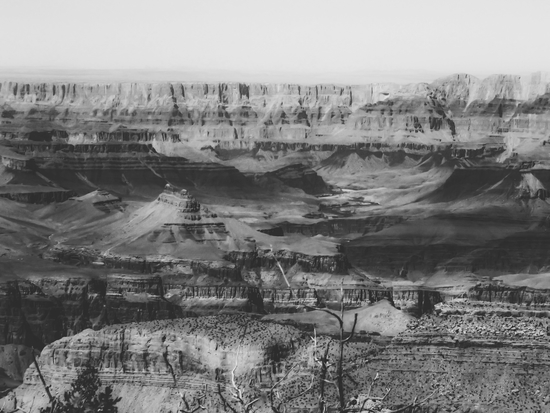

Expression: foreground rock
xmin=9 ymin=315 xmax=307 ymax=413
xmin=8 ymin=296 xmax=550 ymax=412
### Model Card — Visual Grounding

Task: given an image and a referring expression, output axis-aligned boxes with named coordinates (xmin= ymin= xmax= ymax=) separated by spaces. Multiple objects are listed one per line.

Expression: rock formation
xmin=0 ymin=73 xmax=549 ymax=144
xmin=3 ymin=72 xmax=550 ymax=412
xmin=10 ymin=315 xmax=308 ymax=413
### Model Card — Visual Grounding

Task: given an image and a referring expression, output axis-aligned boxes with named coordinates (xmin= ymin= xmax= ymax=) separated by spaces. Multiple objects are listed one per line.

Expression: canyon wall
xmin=0 ymin=73 xmax=549 ymax=149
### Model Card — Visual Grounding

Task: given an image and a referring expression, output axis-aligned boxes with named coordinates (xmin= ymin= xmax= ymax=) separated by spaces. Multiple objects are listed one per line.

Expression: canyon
xmin=1 ymin=72 xmax=550 ymax=412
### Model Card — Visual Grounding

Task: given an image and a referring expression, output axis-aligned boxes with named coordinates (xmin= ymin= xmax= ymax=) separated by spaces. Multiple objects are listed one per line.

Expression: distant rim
xmin=0 ymin=67 xmax=540 ymax=86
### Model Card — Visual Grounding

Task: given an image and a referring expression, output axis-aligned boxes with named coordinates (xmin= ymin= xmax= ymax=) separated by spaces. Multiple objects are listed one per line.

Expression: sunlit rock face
xmin=11 ymin=315 xmax=308 ymax=413
xmin=0 ymin=72 xmax=549 ymax=149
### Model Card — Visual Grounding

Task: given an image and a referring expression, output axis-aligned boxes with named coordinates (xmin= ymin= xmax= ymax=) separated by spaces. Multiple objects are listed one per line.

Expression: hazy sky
xmin=2 ymin=0 xmax=550 ymax=84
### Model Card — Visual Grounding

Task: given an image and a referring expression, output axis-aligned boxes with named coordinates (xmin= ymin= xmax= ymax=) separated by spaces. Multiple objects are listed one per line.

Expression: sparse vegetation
xmin=33 ymin=357 xmax=121 ymax=413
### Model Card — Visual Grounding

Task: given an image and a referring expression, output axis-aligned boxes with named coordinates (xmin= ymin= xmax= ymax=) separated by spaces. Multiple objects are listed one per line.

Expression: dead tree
xmin=272 ymin=254 xmax=436 ymax=413
xmin=344 ymin=374 xmax=391 ymax=412
xmin=217 ymin=326 xmax=260 ymax=413
xmin=31 ymin=347 xmax=58 ymax=413
xmin=310 ymin=330 xmax=332 ymax=413
xmin=217 ymin=381 xmax=259 ymax=413
xmin=305 ymin=282 xmax=358 ymax=413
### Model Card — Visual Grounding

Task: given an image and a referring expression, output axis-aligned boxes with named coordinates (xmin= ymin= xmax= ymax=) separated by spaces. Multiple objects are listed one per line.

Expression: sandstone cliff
xmin=1 ymin=72 xmax=549 ymax=152
xmin=9 ymin=315 xmax=308 ymax=413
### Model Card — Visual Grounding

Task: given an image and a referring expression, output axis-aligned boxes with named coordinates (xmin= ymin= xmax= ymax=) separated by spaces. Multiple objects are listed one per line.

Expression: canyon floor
xmin=1 ymin=74 xmax=550 ymax=412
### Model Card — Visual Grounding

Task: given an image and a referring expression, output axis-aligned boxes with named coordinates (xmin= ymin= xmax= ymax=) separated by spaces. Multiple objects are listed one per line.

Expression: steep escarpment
xmin=11 ymin=315 xmax=308 ymax=413
xmin=0 ymin=275 xmax=185 ymax=350
xmin=0 ymin=185 xmax=75 ymax=203
xmin=1 ymin=73 xmax=550 ymax=158
xmin=0 ymin=141 xmax=250 ymax=198
xmin=0 ymin=259 xmax=442 ymax=353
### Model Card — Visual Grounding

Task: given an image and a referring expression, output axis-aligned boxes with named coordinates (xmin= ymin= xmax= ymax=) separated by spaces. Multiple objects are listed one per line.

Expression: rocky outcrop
xmin=0 ymin=277 xmax=186 ymax=351
xmin=0 ymin=145 xmax=32 ymax=170
xmin=0 ymin=186 xmax=75 ymax=203
xmin=225 ymin=249 xmax=349 ymax=276
xmin=11 ymin=315 xmax=307 ymax=413
xmin=44 ymin=246 xmax=241 ymax=278
xmin=468 ymin=283 xmax=550 ymax=306
xmin=0 ymin=141 xmax=251 ymax=200
xmin=6 ymin=141 xmax=156 ymax=154
xmin=45 ymin=241 xmax=350 ymax=279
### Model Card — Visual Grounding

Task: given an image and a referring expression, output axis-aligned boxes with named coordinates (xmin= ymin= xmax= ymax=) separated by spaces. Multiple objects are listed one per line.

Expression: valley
xmin=1 ymin=72 xmax=550 ymax=412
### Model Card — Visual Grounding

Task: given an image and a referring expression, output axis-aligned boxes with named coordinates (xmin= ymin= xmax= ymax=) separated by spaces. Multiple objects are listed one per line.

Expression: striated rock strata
xmin=10 ymin=315 xmax=307 ymax=413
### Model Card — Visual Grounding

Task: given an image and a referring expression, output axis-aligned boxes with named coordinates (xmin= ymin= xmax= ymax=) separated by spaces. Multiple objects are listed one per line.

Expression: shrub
xmin=39 ymin=363 xmax=121 ymax=413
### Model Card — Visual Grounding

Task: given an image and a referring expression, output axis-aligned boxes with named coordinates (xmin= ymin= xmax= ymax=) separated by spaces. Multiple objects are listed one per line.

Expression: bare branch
xmin=269 ymin=365 xmax=298 ymax=392
xmin=243 ymin=397 xmax=260 ymax=411
xmin=342 ymin=313 xmax=358 ymax=343
xmin=304 ymin=305 xmax=344 ymax=329
xmin=31 ymin=346 xmax=57 ymax=412
xmin=217 ymin=384 xmax=239 ymax=413
xmin=366 ymin=373 xmax=379 ymax=398
xmin=368 ymin=388 xmax=392 ymax=401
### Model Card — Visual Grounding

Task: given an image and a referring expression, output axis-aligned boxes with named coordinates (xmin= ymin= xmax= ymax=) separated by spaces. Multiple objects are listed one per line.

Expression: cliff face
xmin=0 ymin=266 xmax=444 ymax=354
xmin=10 ymin=315 xmax=307 ymax=413
xmin=1 ymin=72 xmax=550 ymax=148
xmin=0 ymin=187 xmax=75 ymax=203
xmin=0 ymin=277 xmax=184 ymax=350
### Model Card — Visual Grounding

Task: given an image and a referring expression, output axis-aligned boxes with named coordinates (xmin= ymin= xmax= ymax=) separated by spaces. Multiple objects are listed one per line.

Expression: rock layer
xmin=11 ymin=315 xmax=306 ymax=413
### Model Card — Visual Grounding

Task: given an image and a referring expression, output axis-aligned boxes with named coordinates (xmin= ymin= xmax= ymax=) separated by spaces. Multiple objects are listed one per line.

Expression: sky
xmin=1 ymin=0 xmax=550 ymax=84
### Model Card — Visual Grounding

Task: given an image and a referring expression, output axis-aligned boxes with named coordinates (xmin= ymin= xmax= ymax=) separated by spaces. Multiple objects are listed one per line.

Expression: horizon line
xmin=0 ymin=67 xmax=547 ymax=86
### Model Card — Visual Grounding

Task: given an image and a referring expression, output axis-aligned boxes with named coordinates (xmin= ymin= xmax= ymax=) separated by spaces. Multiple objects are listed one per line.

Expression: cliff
xmin=1 ymin=73 xmax=550 ymax=154
xmin=10 ymin=315 xmax=308 ymax=413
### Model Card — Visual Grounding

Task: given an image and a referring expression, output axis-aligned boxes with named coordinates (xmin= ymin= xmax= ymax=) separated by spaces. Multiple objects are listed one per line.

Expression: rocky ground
xmin=409 ymin=302 xmax=550 ymax=340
